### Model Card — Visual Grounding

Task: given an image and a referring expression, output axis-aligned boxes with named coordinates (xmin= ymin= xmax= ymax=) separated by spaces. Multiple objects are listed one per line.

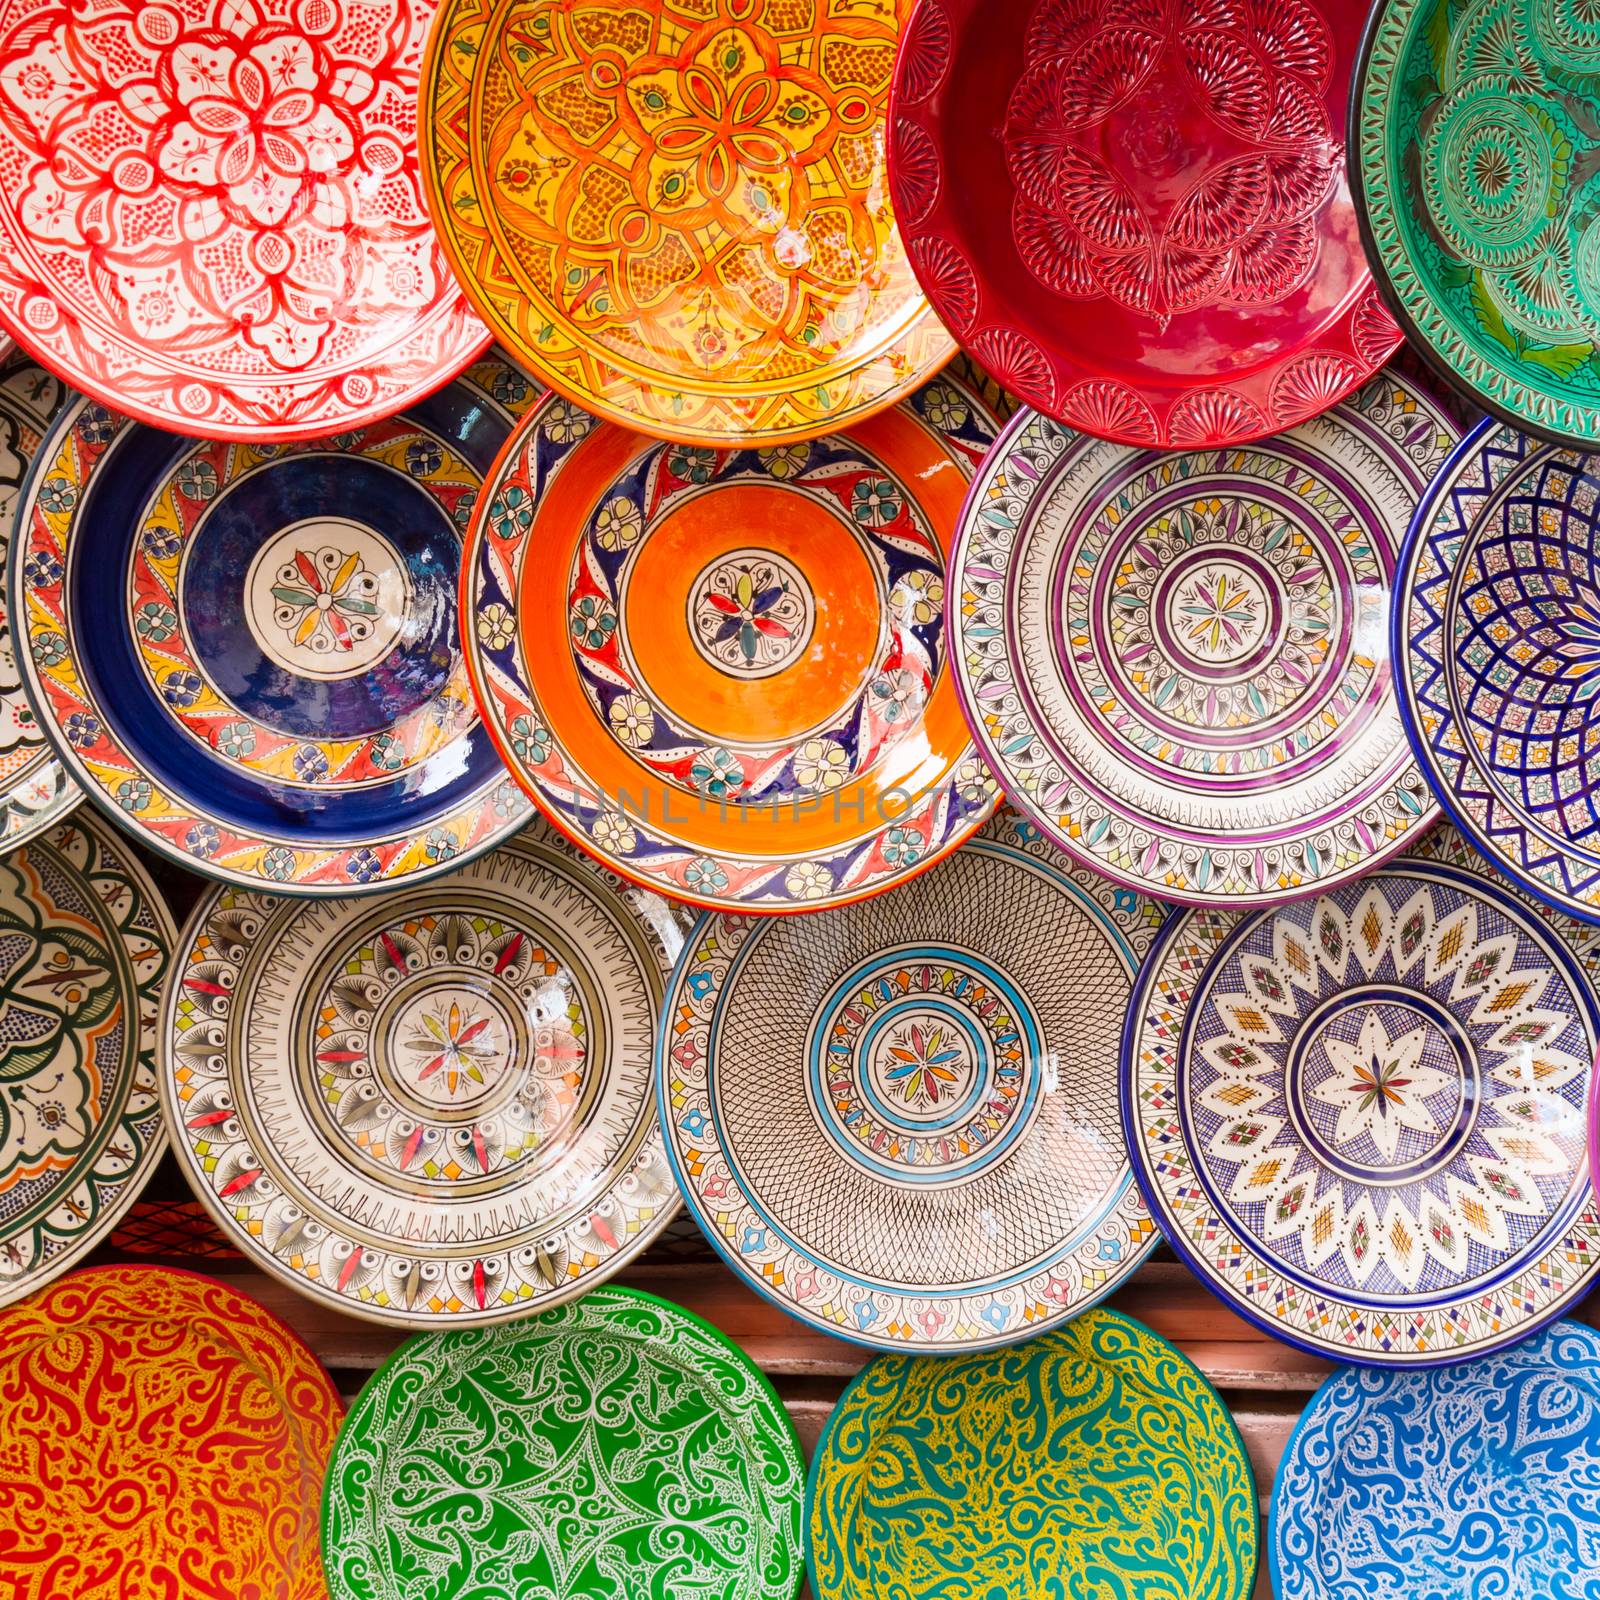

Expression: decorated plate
xmin=1394 ymin=419 xmax=1600 ymax=923
xmin=1122 ymin=826 xmax=1600 ymax=1365
xmin=950 ymin=369 xmax=1459 ymax=907
xmin=657 ymin=810 xmax=1165 ymax=1353
xmin=322 ymin=1285 xmax=805 ymax=1600
xmin=0 ymin=0 xmax=489 ymax=441
xmin=1354 ymin=0 xmax=1600 ymax=447
xmin=808 ymin=1308 xmax=1258 ymax=1600
xmin=464 ymin=367 xmax=1000 ymax=912
xmin=0 ymin=1266 xmax=341 ymax=1600
xmin=419 ymin=0 xmax=952 ymax=444
xmin=162 ymin=818 xmax=690 ymax=1326
xmin=888 ymin=0 xmax=1402 ymax=448
xmin=1273 ymin=1320 xmax=1600 ymax=1600
xmin=0 ymin=812 xmax=172 ymax=1309
xmin=14 ymin=357 xmax=536 ymax=893
xmin=0 ymin=353 xmax=75 ymax=850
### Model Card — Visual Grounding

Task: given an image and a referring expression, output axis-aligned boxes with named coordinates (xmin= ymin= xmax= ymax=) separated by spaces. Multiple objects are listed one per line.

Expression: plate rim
xmin=802 ymin=1303 xmax=1261 ymax=1600
xmin=319 ymin=1280 xmax=806 ymax=1600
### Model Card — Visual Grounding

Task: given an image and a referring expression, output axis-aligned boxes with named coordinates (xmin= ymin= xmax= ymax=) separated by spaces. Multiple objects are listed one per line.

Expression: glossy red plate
xmin=0 ymin=0 xmax=489 ymax=440
xmin=888 ymin=0 xmax=1402 ymax=447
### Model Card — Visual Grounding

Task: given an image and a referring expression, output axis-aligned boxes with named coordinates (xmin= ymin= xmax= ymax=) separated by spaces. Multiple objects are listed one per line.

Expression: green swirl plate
xmin=808 ymin=1308 xmax=1258 ymax=1600
xmin=321 ymin=1286 xmax=805 ymax=1600
xmin=1355 ymin=0 xmax=1600 ymax=442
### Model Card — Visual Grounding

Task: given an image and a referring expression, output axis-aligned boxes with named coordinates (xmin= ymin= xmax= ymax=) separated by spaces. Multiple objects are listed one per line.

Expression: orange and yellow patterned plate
xmin=419 ymin=0 xmax=954 ymax=444
xmin=0 ymin=1266 xmax=341 ymax=1600
xmin=463 ymin=367 xmax=1001 ymax=910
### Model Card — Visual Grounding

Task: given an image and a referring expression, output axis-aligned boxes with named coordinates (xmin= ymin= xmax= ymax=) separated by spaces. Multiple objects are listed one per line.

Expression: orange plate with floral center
xmin=462 ymin=368 xmax=1001 ymax=910
xmin=419 ymin=0 xmax=954 ymax=444
xmin=0 ymin=1266 xmax=341 ymax=1600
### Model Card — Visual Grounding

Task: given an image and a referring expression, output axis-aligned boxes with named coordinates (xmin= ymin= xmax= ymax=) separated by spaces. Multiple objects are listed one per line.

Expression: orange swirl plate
xmin=0 ymin=1267 xmax=341 ymax=1600
xmin=419 ymin=0 xmax=954 ymax=443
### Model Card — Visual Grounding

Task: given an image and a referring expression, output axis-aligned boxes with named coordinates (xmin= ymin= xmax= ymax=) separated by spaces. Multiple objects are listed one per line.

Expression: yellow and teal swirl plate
xmin=807 ymin=1308 xmax=1258 ymax=1600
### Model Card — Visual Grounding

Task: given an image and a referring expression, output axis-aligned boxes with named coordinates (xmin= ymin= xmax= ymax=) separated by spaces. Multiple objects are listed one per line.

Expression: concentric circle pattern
xmin=0 ymin=1266 xmax=342 ymax=1600
xmin=891 ymin=0 xmax=1401 ymax=446
xmin=1396 ymin=420 xmax=1600 ymax=921
xmin=657 ymin=810 xmax=1165 ymax=1352
xmin=1356 ymin=0 xmax=1600 ymax=446
xmin=464 ymin=368 xmax=1001 ymax=911
xmin=323 ymin=1287 xmax=805 ymax=1600
xmin=808 ymin=1309 xmax=1259 ymax=1600
xmin=951 ymin=370 xmax=1459 ymax=905
xmin=0 ymin=812 xmax=173 ymax=1309
xmin=15 ymin=357 xmax=538 ymax=891
xmin=161 ymin=819 xmax=691 ymax=1326
xmin=0 ymin=0 xmax=489 ymax=440
xmin=1122 ymin=827 xmax=1600 ymax=1364
xmin=420 ymin=0 xmax=952 ymax=443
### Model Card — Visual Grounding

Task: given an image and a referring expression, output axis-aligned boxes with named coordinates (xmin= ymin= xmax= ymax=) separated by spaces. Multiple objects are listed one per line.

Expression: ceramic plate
xmin=14 ymin=356 xmax=537 ymax=892
xmin=0 ymin=812 xmax=172 ymax=1309
xmin=0 ymin=0 xmax=489 ymax=441
xmin=322 ymin=1285 xmax=805 ymax=1600
xmin=657 ymin=810 xmax=1164 ymax=1352
xmin=419 ymin=0 xmax=952 ymax=444
xmin=0 ymin=353 xmax=76 ymax=850
xmin=889 ymin=0 xmax=1402 ymax=447
xmin=1394 ymin=419 xmax=1600 ymax=923
xmin=809 ymin=1308 xmax=1258 ymax=1600
xmin=1273 ymin=1320 xmax=1600 ymax=1600
xmin=0 ymin=1266 xmax=341 ymax=1600
xmin=1123 ymin=826 xmax=1600 ymax=1365
xmin=162 ymin=818 xmax=690 ymax=1326
xmin=464 ymin=368 xmax=1000 ymax=912
xmin=950 ymin=370 xmax=1458 ymax=907
xmin=1355 ymin=0 xmax=1600 ymax=447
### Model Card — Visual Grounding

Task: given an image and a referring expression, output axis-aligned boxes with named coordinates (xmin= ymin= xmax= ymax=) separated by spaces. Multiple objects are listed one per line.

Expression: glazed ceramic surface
xmin=657 ymin=810 xmax=1164 ymax=1352
xmin=1273 ymin=1319 xmax=1600 ymax=1600
xmin=162 ymin=819 xmax=690 ymax=1325
xmin=322 ymin=1286 xmax=805 ymax=1600
xmin=15 ymin=356 xmax=536 ymax=892
xmin=1394 ymin=419 xmax=1600 ymax=922
xmin=0 ymin=0 xmax=489 ymax=441
xmin=1123 ymin=826 xmax=1600 ymax=1364
xmin=950 ymin=370 xmax=1457 ymax=906
xmin=0 ymin=354 xmax=75 ymax=850
xmin=889 ymin=0 xmax=1401 ymax=447
xmin=0 ymin=813 xmax=172 ymax=1309
xmin=0 ymin=1266 xmax=341 ymax=1600
xmin=1355 ymin=0 xmax=1600 ymax=446
xmin=420 ymin=0 xmax=952 ymax=444
xmin=464 ymin=369 xmax=1000 ymax=912
xmin=808 ymin=1308 xmax=1258 ymax=1600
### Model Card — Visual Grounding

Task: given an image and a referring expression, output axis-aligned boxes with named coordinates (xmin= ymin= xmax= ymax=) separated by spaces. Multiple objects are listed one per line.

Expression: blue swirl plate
xmin=1273 ymin=1319 xmax=1600 ymax=1600
xmin=11 ymin=357 xmax=536 ymax=891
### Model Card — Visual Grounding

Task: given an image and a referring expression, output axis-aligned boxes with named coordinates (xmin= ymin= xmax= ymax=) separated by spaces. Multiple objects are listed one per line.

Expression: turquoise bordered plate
xmin=1353 ymin=0 xmax=1600 ymax=445
xmin=322 ymin=1285 xmax=805 ymax=1600
xmin=808 ymin=1308 xmax=1258 ymax=1600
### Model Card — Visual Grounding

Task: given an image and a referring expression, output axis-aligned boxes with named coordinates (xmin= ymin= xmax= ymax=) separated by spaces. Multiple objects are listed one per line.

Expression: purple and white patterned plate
xmin=1122 ymin=825 xmax=1600 ymax=1365
xmin=949 ymin=371 xmax=1460 ymax=906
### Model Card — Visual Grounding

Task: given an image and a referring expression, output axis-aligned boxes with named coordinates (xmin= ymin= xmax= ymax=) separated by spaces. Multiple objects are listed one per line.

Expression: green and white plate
xmin=322 ymin=1285 xmax=806 ymax=1600
xmin=1354 ymin=0 xmax=1600 ymax=443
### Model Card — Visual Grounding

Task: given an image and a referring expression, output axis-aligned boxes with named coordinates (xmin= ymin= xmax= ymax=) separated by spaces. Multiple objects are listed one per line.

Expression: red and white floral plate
xmin=0 ymin=0 xmax=490 ymax=440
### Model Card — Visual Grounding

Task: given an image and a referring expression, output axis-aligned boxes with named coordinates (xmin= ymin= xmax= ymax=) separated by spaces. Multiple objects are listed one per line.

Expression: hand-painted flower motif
xmin=882 ymin=1020 xmax=969 ymax=1107
xmin=270 ymin=546 xmax=382 ymax=655
xmin=403 ymin=1000 xmax=501 ymax=1098
xmin=689 ymin=554 xmax=813 ymax=675
xmin=1177 ymin=565 xmax=1264 ymax=659
xmin=1310 ymin=1009 xmax=1452 ymax=1163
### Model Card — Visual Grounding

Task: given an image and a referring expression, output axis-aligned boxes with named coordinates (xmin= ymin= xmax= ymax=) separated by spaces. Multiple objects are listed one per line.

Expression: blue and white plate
xmin=1273 ymin=1320 xmax=1600 ymax=1599
xmin=12 ymin=357 xmax=535 ymax=891
xmin=1122 ymin=825 xmax=1600 ymax=1364
xmin=1395 ymin=418 xmax=1600 ymax=922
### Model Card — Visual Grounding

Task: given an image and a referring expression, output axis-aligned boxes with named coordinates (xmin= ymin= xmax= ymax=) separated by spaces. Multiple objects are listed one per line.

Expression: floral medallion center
xmin=805 ymin=952 xmax=1043 ymax=1186
xmin=391 ymin=987 xmax=515 ymax=1111
xmin=686 ymin=550 xmax=816 ymax=678
xmin=1163 ymin=557 xmax=1273 ymax=667
xmin=245 ymin=519 xmax=411 ymax=680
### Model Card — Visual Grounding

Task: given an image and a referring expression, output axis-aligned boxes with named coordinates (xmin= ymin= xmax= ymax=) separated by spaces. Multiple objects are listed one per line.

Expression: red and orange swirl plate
xmin=0 ymin=1267 xmax=341 ymax=1600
